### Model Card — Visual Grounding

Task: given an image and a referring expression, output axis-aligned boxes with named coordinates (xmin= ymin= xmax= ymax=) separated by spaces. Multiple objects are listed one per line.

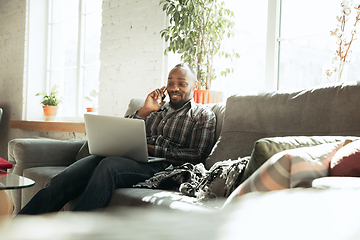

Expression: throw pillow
xmin=223 ymin=142 xmax=344 ymax=208
xmin=242 ymin=136 xmax=358 ymax=183
xmin=236 ymin=152 xmax=291 ymax=196
xmin=288 ymin=142 xmax=344 ymax=188
xmin=330 ymin=140 xmax=360 ymax=177
xmin=223 ymin=151 xmax=291 ymax=208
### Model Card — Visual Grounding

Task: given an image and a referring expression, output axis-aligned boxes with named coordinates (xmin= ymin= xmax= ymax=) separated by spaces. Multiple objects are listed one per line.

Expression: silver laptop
xmin=84 ymin=114 xmax=165 ymax=162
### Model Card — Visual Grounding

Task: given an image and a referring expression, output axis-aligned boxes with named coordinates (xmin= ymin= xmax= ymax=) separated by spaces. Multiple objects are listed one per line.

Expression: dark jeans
xmin=18 ymin=155 xmax=165 ymax=215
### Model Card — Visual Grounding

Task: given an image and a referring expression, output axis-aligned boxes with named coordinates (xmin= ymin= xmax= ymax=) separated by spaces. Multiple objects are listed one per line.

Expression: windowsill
xmin=10 ymin=120 xmax=86 ymax=133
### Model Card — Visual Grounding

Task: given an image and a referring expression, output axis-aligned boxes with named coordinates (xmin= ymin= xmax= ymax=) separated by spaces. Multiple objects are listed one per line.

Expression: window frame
xmin=265 ymin=0 xmax=281 ymax=91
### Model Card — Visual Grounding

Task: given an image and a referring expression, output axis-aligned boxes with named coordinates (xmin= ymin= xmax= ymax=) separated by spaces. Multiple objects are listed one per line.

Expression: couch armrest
xmin=8 ymin=138 xmax=86 ymax=176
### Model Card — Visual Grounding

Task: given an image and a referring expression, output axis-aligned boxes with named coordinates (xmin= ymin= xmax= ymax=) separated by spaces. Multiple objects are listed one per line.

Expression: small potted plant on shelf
xmin=36 ymin=85 xmax=62 ymax=121
xmin=84 ymin=89 xmax=98 ymax=112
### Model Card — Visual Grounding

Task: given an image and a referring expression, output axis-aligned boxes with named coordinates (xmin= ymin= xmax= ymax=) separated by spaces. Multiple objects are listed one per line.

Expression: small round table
xmin=0 ymin=170 xmax=35 ymax=217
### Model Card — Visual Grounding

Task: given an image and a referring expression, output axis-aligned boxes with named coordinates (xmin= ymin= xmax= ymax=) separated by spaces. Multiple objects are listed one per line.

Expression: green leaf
xmin=50 ymin=84 xmax=58 ymax=94
xmin=89 ymin=89 xmax=98 ymax=98
xmin=36 ymin=85 xmax=62 ymax=106
xmin=84 ymin=96 xmax=92 ymax=102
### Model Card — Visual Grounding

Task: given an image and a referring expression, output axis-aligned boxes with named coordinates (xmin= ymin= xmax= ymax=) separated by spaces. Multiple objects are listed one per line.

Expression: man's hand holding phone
xmin=137 ymin=86 xmax=167 ymax=117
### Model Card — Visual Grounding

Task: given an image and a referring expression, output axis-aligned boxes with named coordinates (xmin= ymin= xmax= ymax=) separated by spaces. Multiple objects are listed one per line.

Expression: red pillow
xmin=0 ymin=157 xmax=13 ymax=169
xmin=330 ymin=140 xmax=360 ymax=176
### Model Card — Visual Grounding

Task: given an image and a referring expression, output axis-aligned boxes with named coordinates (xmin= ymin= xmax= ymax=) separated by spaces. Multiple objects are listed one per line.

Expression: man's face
xmin=167 ymin=66 xmax=198 ymax=109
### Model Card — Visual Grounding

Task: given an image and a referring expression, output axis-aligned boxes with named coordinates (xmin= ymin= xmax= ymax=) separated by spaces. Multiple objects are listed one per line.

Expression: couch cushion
xmin=22 ymin=166 xmax=222 ymax=212
xmin=205 ymin=81 xmax=360 ymax=169
xmin=109 ymin=188 xmax=220 ymax=212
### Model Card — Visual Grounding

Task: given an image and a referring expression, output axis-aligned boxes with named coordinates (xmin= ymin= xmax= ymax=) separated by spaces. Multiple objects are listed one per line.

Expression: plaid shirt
xmin=127 ymin=100 xmax=216 ymax=165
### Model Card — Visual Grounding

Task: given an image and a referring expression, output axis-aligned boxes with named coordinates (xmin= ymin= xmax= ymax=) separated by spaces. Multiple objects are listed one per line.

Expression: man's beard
xmin=169 ymin=100 xmax=185 ymax=110
xmin=169 ymin=91 xmax=192 ymax=109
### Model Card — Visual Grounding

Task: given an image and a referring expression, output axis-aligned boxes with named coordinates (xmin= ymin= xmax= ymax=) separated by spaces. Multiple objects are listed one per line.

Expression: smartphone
xmin=161 ymin=87 xmax=167 ymax=101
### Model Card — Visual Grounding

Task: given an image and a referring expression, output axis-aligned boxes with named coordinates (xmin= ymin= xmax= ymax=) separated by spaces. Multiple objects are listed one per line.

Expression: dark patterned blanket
xmin=134 ymin=157 xmax=249 ymax=200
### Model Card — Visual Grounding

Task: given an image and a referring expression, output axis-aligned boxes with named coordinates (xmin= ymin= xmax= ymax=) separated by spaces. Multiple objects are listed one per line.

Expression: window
xmin=47 ymin=0 xmax=102 ymax=119
xmin=25 ymin=0 xmax=102 ymax=121
xmin=278 ymin=0 xmax=360 ymax=90
xmin=167 ymin=0 xmax=359 ymax=98
xmin=212 ymin=0 xmax=269 ymax=96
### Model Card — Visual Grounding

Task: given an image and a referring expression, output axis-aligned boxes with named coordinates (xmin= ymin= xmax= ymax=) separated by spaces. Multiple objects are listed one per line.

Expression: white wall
xmin=0 ymin=0 xmax=27 ymax=159
xmin=99 ymin=0 xmax=167 ymax=116
xmin=0 ymin=0 xmax=167 ymax=159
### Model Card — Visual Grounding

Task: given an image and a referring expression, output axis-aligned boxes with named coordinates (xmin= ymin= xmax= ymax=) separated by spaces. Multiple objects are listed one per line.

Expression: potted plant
xmin=160 ymin=0 xmax=240 ymax=103
xmin=84 ymin=89 xmax=98 ymax=112
xmin=36 ymin=85 xmax=62 ymax=121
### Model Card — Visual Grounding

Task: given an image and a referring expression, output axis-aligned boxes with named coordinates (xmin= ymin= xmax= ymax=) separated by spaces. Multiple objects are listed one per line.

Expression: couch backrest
xmin=205 ymin=81 xmax=360 ymax=168
xmin=124 ymin=99 xmax=226 ymax=142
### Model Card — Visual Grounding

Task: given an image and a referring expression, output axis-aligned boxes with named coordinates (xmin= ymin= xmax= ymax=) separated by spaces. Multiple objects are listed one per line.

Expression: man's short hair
xmin=174 ymin=63 xmax=197 ymax=77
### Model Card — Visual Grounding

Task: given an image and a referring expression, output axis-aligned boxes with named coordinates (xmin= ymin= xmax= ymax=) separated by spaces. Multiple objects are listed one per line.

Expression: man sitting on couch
xmin=18 ymin=63 xmax=216 ymax=215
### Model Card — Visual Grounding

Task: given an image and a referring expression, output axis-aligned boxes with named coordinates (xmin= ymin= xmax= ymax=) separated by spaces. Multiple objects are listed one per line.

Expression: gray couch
xmin=8 ymin=81 xmax=360 ymax=215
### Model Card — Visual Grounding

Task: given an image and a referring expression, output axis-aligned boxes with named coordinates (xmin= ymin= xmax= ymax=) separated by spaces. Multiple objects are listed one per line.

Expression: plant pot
xmin=86 ymin=108 xmax=94 ymax=112
xmin=193 ymin=90 xmax=210 ymax=104
xmin=193 ymin=90 xmax=224 ymax=104
xmin=42 ymin=105 xmax=58 ymax=121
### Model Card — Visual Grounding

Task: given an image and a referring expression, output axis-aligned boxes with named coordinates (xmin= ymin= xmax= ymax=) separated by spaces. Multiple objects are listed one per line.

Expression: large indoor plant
xmin=160 ymin=0 xmax=240 ymax=91
xmin=36 ymin=85 xmax=62 ymax=121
